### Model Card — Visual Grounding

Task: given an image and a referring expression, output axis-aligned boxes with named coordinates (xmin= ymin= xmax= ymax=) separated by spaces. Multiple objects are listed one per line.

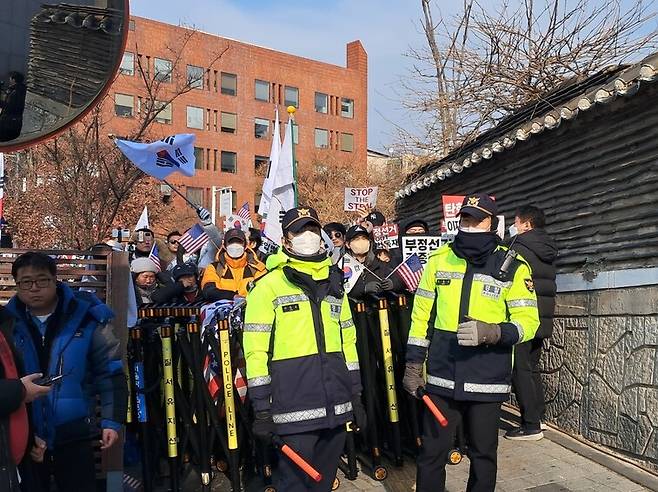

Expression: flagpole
xmin=162 ymin=178 xmax=202 ymax=210
xmin=287 ymin=106 xmax=298 ymax=207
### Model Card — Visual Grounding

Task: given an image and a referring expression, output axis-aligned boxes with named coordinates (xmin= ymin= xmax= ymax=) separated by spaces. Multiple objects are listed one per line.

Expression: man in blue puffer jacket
xmin=6 ymin=252 xmax=127 ymax=491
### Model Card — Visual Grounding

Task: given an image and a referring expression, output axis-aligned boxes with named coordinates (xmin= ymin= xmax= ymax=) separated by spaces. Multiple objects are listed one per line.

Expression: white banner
xmin=219 ymin=188 xmax=233 ymax=218
xmin=344 ymin=187 xmax=378 ymax=212
xmin=342 ymin=254 xmax=365 ymax=293
xmin=401 ymin=235 xmax=443 ymax=265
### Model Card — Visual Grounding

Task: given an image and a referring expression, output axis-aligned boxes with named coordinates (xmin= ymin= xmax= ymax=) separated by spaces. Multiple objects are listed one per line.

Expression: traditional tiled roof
xmin=396 ymin=52 xmax=658 ymax=198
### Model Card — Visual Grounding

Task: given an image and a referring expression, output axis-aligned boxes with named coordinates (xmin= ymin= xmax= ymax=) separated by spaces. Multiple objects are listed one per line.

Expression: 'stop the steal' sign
xmin=344 ymin=187 xmax=378 ymax=212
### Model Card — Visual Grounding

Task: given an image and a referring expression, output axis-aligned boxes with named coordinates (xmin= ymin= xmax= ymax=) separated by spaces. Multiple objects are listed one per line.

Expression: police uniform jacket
xmin=407 ymin=244 xmax=539 ymax=402
xmin=243 ymin=250 xmax=361 ymax=435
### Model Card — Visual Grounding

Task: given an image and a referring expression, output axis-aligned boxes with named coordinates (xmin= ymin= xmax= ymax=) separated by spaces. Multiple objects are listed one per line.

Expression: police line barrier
xmin=128 ymin=293 xmax=432 ymax=490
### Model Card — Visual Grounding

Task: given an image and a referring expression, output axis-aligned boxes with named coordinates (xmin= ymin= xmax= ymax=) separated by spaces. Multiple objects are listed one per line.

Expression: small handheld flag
xmin=178 ymin=224 xmax=209 ymax=255
xmin=148 ymin=244 xmax=161 ymax=271
xmin=116 ymin=134 xmax=196 ymax=180
xmin=393 ymin=253 xmax=424 ymax=292
xmin=237 ymin=202 xmax=252 ymax=224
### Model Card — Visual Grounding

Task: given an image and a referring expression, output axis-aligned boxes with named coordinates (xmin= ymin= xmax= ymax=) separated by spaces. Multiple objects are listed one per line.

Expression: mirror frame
xmin=1 ymin=0 xmax=130 ymax=152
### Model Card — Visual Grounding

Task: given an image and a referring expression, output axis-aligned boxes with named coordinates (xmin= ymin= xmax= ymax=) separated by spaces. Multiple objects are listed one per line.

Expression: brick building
xmin=108 ymin=16 xmax=367 ymax=216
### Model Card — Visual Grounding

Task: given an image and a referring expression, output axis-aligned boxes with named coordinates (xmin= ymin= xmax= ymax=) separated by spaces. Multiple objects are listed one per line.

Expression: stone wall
xmin=541 ymin=286 xmax=658 ymax=473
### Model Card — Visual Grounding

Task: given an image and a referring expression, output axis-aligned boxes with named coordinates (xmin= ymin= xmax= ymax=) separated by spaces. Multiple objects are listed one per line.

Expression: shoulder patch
xmin=524 ymin=278 xmax=535 ymax=293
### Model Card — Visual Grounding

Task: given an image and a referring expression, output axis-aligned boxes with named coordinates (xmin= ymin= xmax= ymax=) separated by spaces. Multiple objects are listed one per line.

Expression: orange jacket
xmin=201 ymin=247 xmax=267 ymax=300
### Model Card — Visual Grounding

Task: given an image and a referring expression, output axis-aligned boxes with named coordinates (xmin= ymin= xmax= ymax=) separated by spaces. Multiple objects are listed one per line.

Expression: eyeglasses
xmin=330 ymin=232 xmax=343 ymax=239
xmin=168 ymin=239 xmax=179 ymax=245
xmin=17 ymin=278 xmax=54 ymax=291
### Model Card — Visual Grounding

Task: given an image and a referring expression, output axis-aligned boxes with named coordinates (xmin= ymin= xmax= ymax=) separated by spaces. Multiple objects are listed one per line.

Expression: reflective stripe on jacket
xmin=243 ymin=250 xmax=361 ymax=435
xmin=407 ymin=243 xmax=539 ymax=402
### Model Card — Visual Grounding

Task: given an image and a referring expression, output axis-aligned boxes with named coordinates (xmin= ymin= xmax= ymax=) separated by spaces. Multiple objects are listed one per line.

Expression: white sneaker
xmin=541 ymin=422 xmax=548 ymax=431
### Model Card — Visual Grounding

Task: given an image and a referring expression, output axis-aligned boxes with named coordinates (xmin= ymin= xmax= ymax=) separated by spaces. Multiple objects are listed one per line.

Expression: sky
xmin=130 ymin=0 xmax=452 ymax=152
xmin=130 ymin=0 xmax=658 ymax=153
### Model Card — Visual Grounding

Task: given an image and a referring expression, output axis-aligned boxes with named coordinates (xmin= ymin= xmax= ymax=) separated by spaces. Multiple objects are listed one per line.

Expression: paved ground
xmin=153 ymin=417 xmax=657 ymax=491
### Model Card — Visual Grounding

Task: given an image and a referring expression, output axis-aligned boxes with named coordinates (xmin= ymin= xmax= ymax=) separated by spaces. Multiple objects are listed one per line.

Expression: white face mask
xmin=226 ymin=243 xmax=245 ymax=259
xmin=290 ymin=231 xmax=322 ymax=256
xmin=350 ymin=238 xmax=371 ymax=255
xmin=459 ymin=226 xmax=488 ymax=234
xmin=508 ymin=224 xmax=518 ymax=237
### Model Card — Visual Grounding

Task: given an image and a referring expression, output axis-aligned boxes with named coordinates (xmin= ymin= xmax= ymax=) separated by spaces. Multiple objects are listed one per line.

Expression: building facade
xmin=108 ymin=16 xmax=367 ymax=216
xmin=395 ymin=53 xmax=658 ymax=473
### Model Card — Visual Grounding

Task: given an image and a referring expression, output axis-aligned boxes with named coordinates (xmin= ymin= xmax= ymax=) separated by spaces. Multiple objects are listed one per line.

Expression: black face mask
xmin=452 ymin=230 xmax=499 ymax=266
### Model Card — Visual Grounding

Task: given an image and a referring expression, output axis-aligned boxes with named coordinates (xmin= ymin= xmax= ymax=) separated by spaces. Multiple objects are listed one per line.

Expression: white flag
xmin=116 ymin=134 xmax=196 ymax=180
xmin=263 ymin=116 xmax=296 ymax=244
xmin=135 ymin=206 xmax=149 ymax=231
xmin=343 ymin=254 xmax=365 ymax=294
xmin=259 ymin=107 xmax=281 ymax=218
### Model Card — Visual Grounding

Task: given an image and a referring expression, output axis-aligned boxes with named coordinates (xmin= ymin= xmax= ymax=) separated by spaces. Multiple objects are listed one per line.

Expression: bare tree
xmin=7 ymin=28 xmax=228 ymax=249
xmin=398 ymin=0 xmax=658 ymax=156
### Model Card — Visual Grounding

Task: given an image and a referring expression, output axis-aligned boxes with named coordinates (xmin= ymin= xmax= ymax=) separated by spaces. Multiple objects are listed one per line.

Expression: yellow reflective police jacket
xmin=407 ymin=243 xmax=539 ymax=402
xmin=243 ymin=250 xmax=361 ymax=434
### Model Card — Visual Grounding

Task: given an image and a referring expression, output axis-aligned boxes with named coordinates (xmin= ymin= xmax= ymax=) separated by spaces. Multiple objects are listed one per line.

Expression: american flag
xmin=148 ymin=244 xmax=161 ymax=271
xmin=237 ymin=202 xmax=251 ymax=223
xmin=203 ymin=350 xmax=222 ymax=400
xmin=395 ymin=253 xmax=424 ymax=292
xmin=178 ymin=223 xmax=209 ymax=255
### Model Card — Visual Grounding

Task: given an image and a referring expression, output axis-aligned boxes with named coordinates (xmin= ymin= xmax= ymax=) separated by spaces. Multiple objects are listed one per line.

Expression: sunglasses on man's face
xmin=330 ymin=232 xmax=343 ymax=239
xmin=168 ymin=239 xmax=179 ymax=245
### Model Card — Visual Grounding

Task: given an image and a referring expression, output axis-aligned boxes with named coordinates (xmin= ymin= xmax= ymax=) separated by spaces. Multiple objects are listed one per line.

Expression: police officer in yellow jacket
xmin=243 ymin=207 xmax=365 ymax=491
xmin=403 ymin=194 xmax=539 ymax=492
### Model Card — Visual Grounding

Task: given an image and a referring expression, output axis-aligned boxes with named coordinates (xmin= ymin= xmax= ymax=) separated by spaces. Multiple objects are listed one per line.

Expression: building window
xmin=254 ymin=118 xmax=269 ymax=139
xmin=220 ymin=72 xmax=237 ymax=96
xmin=284 ymin=86 xmax=299 ymax=108
xmin=154 ymin=101 xmax=172 ymax=124
xmin=186 ymin=187 xmax=204 ymax=207
xmin=315 ymin=92 xmax=328 ymax=113
xmin=187 ymin=106 xmax=204 ymax=129
xmin=255 ymin=79 xmax=270 ymax=102
xmin=314 ymin=128 xmax=328 ymax=148
xmin=154 ymin=58 xmax=172 ymax=83
xmin=341 ymin=98 xmax=354 ymax=118
xmin=221 ymin=151 xmax=237 ymax=173
xmin=187 ymin=65 xmax=204 ymax=89
xmin=255 ymin=155 xmax=269 ymax=172
xmin=341 ymin=133 xmax=354 ymax=152
xmin=114 ymin=93 xmax=133 ymax=117
xmin=120 ymin=52 xmax=134 ymax=76
xmin=221 ymin=112 xmax=237 ymax=134
xmin=129 ymin=19 xmax=135 ymax=31
xmin=194 ymin=147 xmax=204 ymax=170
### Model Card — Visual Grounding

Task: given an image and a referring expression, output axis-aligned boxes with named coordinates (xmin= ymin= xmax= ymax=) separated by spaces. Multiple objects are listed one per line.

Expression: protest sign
xmin=401 ymin=235 xmax=443 ymax=265
xmin=440 ymin=195 xmax=463 ymax=235
xmin=344 ymin=187 xmax=378 ymax=212
xmin=372 ymin=223 xmax=399 ymax=250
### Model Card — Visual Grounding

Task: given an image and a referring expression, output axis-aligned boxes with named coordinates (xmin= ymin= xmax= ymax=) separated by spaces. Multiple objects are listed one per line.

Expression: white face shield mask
xmin=508 ymin=224 xmax=518 ymax=237
xmin=290 ymin=231 xmax=323 ymax=256
xmin=226 ymin=243 xmax=245 ymax=259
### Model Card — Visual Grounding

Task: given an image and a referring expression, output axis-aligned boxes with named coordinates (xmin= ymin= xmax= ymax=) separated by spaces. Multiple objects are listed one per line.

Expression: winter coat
xmin=0 ymin=308 xmax=26 ymax=488
xmin=7 ymin=283 xmax=127 ymax=449
xmin=511 ymin=229 xmax=558 ymax=338
xmin=348 ymin=251 xmax=405 ymax=300
xmin=201 ymin=248 xmax=267 ymax=300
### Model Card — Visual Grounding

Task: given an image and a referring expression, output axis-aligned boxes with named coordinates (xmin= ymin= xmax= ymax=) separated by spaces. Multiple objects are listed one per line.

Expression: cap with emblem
xmin=224 ymin=228 xmax=247 ymax=245
xmin=346 ymin=225 xmax=370 ymax=241
xmin=281 ymin=207 xmax=322 ymax=234
xmin=365 ymin=210 xmax=386 ymax=227
xmin=457 ymin=193 xmax=497 ymax=221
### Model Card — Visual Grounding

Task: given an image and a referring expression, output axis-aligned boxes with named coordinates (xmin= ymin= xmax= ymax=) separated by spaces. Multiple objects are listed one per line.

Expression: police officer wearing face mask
xmin=201 ymin=228 xmax=267 ymax=301
xmin=243 ymin=207 xmax=366 ymax=492
xmin=403 ymin=193 xmax=540 ymax=492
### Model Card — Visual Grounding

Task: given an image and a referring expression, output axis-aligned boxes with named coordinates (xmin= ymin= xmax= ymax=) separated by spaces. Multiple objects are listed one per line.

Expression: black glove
xmin=457 ymin=318 xmax=501 ymax=346
xmin=403 ymin=362 xmax=424 ymax=396
xmin=196 ymin=207 xmax=212 ymax=225
xmin=351 ymin=396 xmax=367 ymax=433
xmin=252 ymin=411 xmax=275 ymax=442
xmin=364 ymin=281 xmax=382 ymax=294
xmin=380 ymin=278 xmax=394 ymax=291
